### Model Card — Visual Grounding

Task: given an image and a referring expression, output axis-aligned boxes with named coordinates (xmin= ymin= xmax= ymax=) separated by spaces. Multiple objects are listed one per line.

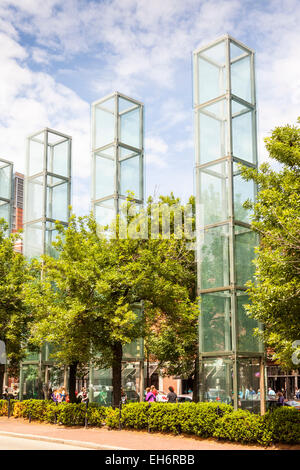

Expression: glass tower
xmin=90 ymin=93 xmax=144 ymax=404
xmin=193 ymin=35 xmax=265 ymax=412
xmin=20 ymin=128 xmax=72 ymax=400
xmin=0 ymin=158 xmax=13 ymax=231
xmin=23 ymin=128 xmax=72 ymax=259
xmin=91 ymin=92 xmax=144 ymax=227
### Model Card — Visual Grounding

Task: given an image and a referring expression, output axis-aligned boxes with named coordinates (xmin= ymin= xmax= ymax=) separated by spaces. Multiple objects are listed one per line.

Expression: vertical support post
xmin=139 ymin=360 xmax=144 ymax=402
xmin=260 ymin=357 xmax=266 ymax=415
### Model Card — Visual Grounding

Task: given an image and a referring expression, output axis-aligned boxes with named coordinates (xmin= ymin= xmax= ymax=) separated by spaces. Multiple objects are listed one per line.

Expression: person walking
xmin=145 ymin=387 xmax=156 ymax=402
xmin=150 ymin=385 xmax=158 ymax=398
xmin=167 ymin=386 xmax=177 ymax=403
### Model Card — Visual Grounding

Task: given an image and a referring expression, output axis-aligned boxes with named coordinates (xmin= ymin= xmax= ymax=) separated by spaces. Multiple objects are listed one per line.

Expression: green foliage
xmin=263 ymin=407 xmax=300 ymax=444
xmin=241 ymin=118 xmax=300 ymax=367
xmin=213 ymin=409 xmax=269 ymax=445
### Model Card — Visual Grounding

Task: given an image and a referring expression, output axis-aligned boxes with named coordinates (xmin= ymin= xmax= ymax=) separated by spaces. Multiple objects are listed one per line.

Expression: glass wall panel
xmin=24 ymin=222 xmax=43 ymax=259
xmin=235 ymin=226 xmax=257 ymax=286
xmin=122 ymin=362 xmax=141 ymax=402
xmin=47 ymin=176 xmax=68 ymax=222
xmin=45 ymin=221 xmax=60 ymax=258
xmin=120 ymin=155 xmax=141 ymax=198
xmin=28 ymin=132 xmax=44 ymax=176
xmin=197 ymin=40 xmax=226 ymax=104
xmin=236 ymin=291 xmax=262 ymax=353
xmin=231 ymin=54 xmax=251 ymax=103
xmin=201 ymin=357 xmax=233 ymax=404
xmin=21 ymin=364 xmax=42 ymax=399
xmin=199 ymin=224 xmax=229 ymax=289
xmin=120 ymin=107 xmax=140 ymax=149
xmin=232 ymin=100 xmax=254 ymax=163
xmin=95 ymin=106 xmax=115 ymax=149
xmin=0 ymin=163 xmax=11 ymax=200
xmin=198 ymin=160 xmax=228 ymax=225
xmin=91 ymin=368 xmax=113 ymax=405
xmin=198 ymin=99 xmax=228 ymax=164
xmin=237 ymin=358 xmax=261 ymax=413
xmin=233 ymin=163 xmax=255 ymax=223
xmin=26 ymin=176 xmax=44 ymax=222
xmin=95 ymin=154 xmax=115 ymax=199
xmin=0 ymin=200 xmax=10 ymax=222
xmin=48 ymin=139 xmax=69 ymax=177
xmin=200 ymin=291 xmax=231 ymax=352
xmin=95 ymin=198 xmax=115 ymax=227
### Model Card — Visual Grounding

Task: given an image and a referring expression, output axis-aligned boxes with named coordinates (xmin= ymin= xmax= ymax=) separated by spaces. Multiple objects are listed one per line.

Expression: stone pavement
xmin=0 ymin=417 xmax=298 ymax=450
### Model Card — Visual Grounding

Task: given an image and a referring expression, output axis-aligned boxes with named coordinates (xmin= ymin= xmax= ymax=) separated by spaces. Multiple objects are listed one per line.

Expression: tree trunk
xmin=0 ymin=364 xmax=5 ymax=398
xmin=69 ymin=362 xmax=78 ymax=403
xmin=192 ymin=348 xmax=200 ymax=402
xmin=112 ymin=342 xmax=122 ymax=408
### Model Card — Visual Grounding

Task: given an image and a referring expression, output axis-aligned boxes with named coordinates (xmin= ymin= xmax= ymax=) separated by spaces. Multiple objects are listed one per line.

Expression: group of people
xmin=145 ymin=385 xmax=177 ymax=403
xmin=2 ymin=384 xmax=19 ymax=400
xmin=50 ymin=386 xmax=69 ymax=403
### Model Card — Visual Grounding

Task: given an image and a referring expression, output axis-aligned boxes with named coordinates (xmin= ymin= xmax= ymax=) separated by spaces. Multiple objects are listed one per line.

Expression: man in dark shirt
xmin=167 ymin=386 xmax=177 ymax=403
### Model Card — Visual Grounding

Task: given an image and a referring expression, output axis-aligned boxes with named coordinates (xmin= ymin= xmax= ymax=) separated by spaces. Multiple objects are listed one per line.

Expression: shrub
xmin=212 ymin=409 xmax=271 ymax=446
xmin=263 ymin=407 xmax=300 ymax=444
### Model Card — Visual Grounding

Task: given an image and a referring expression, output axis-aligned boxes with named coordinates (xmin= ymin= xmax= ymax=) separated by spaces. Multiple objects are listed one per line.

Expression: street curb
xmin=0 ymin=430 xmax=130 ymax=450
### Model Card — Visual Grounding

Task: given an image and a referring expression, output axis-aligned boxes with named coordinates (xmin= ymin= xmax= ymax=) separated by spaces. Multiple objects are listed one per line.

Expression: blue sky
xmin=0 ymin=0 xmax=299 ymax=215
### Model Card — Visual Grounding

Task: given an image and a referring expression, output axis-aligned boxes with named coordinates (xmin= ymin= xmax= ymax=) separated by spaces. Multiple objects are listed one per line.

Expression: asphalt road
xmin=0 ymin=435 xmax=88 ymax=450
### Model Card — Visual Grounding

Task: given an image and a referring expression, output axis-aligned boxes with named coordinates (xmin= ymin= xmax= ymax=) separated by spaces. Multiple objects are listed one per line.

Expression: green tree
xmin=0 ymin=220 xmax=31 ymax=393
xmin=241 ymin=118 xmax=300 ymax=369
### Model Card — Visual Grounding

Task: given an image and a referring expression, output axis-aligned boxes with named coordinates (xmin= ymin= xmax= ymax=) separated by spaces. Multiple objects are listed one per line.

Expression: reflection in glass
xmin=28 ymin=133 xmax=44 ymax=176
xmin=48 ymin=139 xmax=69 ymax=177
xmin=237 ymin=291 xmax=262 ymax=353
xmin=198 ymin=99 xmax=227 ymax=164
xmin=233 ymin=164 xmax=255 ymax=223
xmin=232 ymin=101 xmax=254 ymax=163
xmin=0 ymin=201 xmax=10 ymax=223
xmin=231 ymin=54 xmax=251 ymax=103
xmin=198 ymin=161 xmax=228 ymax=225
xmin=235 ymin=226 xmax=258 ymax=286
xmin=95 ymin=106 xmax=115 ymax=149
xmin=95 ymin=155 xmax=115 ymax=200
xmin=201 ymin=291 xmax=231 ymax=352
xmin=199 ymin=224 xmax=229 ymax=289
xmin=47 ymin=176 xmax=68 ymax=222
xmin=120 ymin=155 xmax=140 ymax=198
xmin=26 ymin=176 xmax=43 ymax=222
xmin=120 ymin=107 xmax=140 ymax=149
xmin=237 ymin=359 xmax=261 ymax=413
xmin=197 ymin=40 xmax=226 ymax=104
xmin=0 ymin=163 xmax=12 ymax=200
xmin=201 ymin=358 xmax=233 ymax=404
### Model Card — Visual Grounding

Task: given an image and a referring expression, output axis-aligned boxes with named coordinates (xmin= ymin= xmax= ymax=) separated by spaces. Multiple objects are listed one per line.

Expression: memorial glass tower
xmin=0 ymin=158 xmax=13 ymax=231
xmin=193 ymin=35 xmax=265 ymax=412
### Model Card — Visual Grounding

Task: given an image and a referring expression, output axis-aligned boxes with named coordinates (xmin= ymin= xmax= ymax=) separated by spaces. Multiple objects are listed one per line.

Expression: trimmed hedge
xmin=0 ymin=399 xmax=299 ymax=446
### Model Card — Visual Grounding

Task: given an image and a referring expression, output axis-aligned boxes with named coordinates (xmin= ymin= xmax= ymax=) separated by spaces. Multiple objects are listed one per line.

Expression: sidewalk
xmin=0 ymin=417 xmax=298 ymax=450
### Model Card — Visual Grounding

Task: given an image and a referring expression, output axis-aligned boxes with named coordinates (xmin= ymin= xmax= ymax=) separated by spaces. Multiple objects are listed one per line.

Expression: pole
xmin=260 ymin=357 xmax=266 ymax=415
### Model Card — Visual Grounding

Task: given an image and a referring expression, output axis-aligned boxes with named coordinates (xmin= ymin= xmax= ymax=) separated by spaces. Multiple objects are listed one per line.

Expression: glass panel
xmin=120 ymin=107 xmax=140 ymax=149
xmin=199 ymin=224 xmax=229 ymax=289
xmin=120 ymin=155 xmax=141 ymax=198
xmin=91 ymin=368 xmax=113 ymax=406
xmin=237 ymin=358 xmax=261 ymax=413
xmin=230 ymin=42 xmax=248 ymax=60
xmin=198 ymin=98 xmax=228 ymax=164
xmin=94 ymin=198 xmax=115 ymax=227
xmin=201 ymin=358 xmax=233 ymax=404
xmin=235 ymin=226 xmax=257 ymax=286
xmin=0 ymin=163 xmax=12 ymax=200
xmin=232 ymin=100 xmax=254 ymax=163
xmin=95 ymin=106 xmax=115 ymax=149
xmin=28 ymin=132 xmax=44 ymax=176
xmin=21 ymin=364 xmax=43 ymax=399
xmin=198 ymin=160 xmax=228 ymax=225
xmin=97 ymin=96 xmax=115 ymax=113
xmin=47 ymin=176 xmax=68 ymax=222
xmin=197 ymin=41 xmax=226 ymax=104
xmin=26 ymin=176 xmax=44 ymax=222
xmin=236 ymin=291 xmax=262 ymax=353
xmin=45 ymin=221 xmax=60 ymax=258
xmin=0 ymin=201 xmax=10 ymax=224
xmin=123 ymin=339 xmax=143 ymax=360
xmin=118 ymin=96 xmax=137 ymax=113
xmin=119 ymin=145 xmax=138 ymax=161
xmin=200 ymin=291 xmax=231 ymax=352
xmin=24 ymin=222 xmax=43 ymax=258
xmin=95 ymin=154 xmax=115 ymax=199
xmin=231 ymin=55 xmax=252 ymax=103
xmin=122 ymin=362 xmax=141 ymax=402
xmin=233 ymin=163 xmax=255 ymax=223
xmin=48 ymin=139 xmax=69 ymax=177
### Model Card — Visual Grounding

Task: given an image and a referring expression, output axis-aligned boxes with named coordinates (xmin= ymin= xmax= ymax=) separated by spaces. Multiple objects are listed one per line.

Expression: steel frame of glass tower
xmin=20 ymin=128 xmax=72 ymax=400
xmin=89 ymin=92 xmax=145 ymax=405
xmin=193 ymin=35 xmax=265 ymax=413
xmin=0 ymin=158 xmax=13 ymax=232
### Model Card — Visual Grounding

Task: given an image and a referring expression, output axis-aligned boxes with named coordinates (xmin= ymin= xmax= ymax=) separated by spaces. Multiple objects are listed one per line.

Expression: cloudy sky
xmin=0 ymin=0 xmax=299 ymax=214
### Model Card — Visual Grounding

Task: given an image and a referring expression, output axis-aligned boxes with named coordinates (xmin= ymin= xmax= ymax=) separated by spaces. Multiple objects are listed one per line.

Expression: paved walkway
xmin=0 ymin=417 xmax=298 ymax=450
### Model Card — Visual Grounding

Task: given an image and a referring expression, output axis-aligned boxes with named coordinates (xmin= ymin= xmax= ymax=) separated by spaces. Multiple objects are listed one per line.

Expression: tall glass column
xmin=193 ymin=35 xmax=265 ymax=412
xmin=91 ymin=92 xmax=144 ymax=226
xmin=24 ymin=128 xmax=72 ymax=259
xmin=20 ymin=128 xmax=71 ymax=400
xmin=0 ymin=158 xmax=13 ymax=232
